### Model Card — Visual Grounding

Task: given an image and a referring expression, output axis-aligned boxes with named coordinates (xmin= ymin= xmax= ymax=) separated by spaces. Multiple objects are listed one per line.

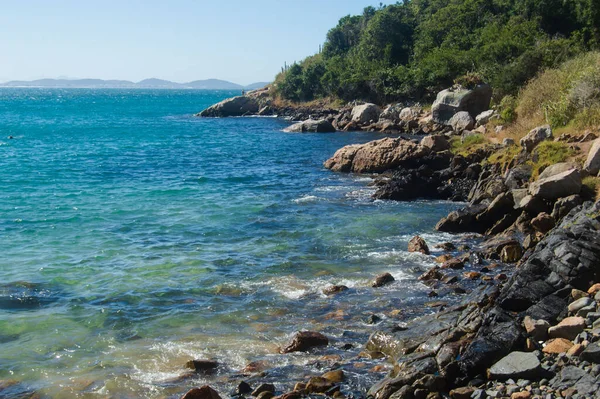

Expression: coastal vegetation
xmin=274 ymin=0 xmax=599 ymax=104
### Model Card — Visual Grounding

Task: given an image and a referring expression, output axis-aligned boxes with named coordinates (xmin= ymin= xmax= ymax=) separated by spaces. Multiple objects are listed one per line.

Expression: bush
xmin=530 ymin=141 xmax=576 ymax=179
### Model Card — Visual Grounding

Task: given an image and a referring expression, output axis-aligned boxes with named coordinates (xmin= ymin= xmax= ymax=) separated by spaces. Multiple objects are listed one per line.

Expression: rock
xmin=449 ymin=386 xmax=475 ymax=399
xmin=571 ymin=288 xmax=588 ymax=300
xmin=252 ymin=383 xmax=276 ymax=396
xmin=529 ymin=169 xmax=582 ymax=200
xmin=543 ymin=338 xmax=573 ymax=354
xmin=580 ymin=342 xmax=600 ymax=363
xmin=435 ymin=242 xmax=456 ymax=251
xmin=322 ymin=370 xmax=344 ymax=383
xmin=500 ymin=244 xmax=523 ymax=263
xmin=373 ymin=272 xmax=395 ymax=288
xmin=435 ymin=202 xmax=489 ymax=233
xmin=441 ymin=258 xmax=465 ymax=270
xmin=583 ymin=138 xmax=600 ymax=175
xmin=588 ymin=283 xmax=600 ymax=295
xmin=503 ymin=138 xmax=515 ymax=147
xmin=523 ymin=316 xmax=550 ymax=342
xmin=551 ymin=195 xmax=582 ymax=221
xmin=488 ymin=351 xmax=542 ymax=380
xmin=256 ymin=392 xmax=274 ymax=399
xmin=419 ymin=267 xmax=443 ymax=282
xmin=431 ymin=84 xmax=493 ymax=124
xmin=435 ymin=254 xmax=453 ymax=264
xmin=449 ymin=111 xmax=475 ymax=131
xmin=420 ymin=135 xmax=450 ymax=152
xmin=324 ymin=138 xmax=430 ymax=174
xmin=351 ymin=103 xmax=381 ymax=125
xmin=566 ymin=343 xmax=584 ymax=357
xmin=198 ymin=96 xmax=259 ymax=117
xmin=400 ymin=107 xmax=418 ymax=121
xmin=186 ymin=360 xmax=218 ymax=373
xmin=464 ymin=271 xmax=481 ymax=280
xmin=530 ymin=213 xmax=555 ymax=234
xmin=548 ymin=316 xmax=586 ymax=340
xmin=380 ymin=104 xmax=402 ymax=121
xmin=408 ymin=236 xmax=430 ymax=255
xmin=538 ymin=162 xmax=578 ymax=181
xmin=511 ymin=392 xmax=531 ymax=399
xmin=323 ymin=285 xmax=349 ymax=296
xmin=281 ymin=331 xmax=329 ymax=353
xmin=182 ymin=386 xmax=222 ymax=399
xmin=389 ymin=385 xmax=414 ymax=399
xmin=568 ymin=297 xmax=593 ymax=314
xmin=306 ymin=377 xmax=334 ymax=393
xmin=476 ymin=110 xmax=495 ymax=126
xmin=237 ymin=382 xmax=253 ymax=395
xmin=520 ymin=125 xmax=552 ymax=152
xmin=283 ymin=119 xmax=335 ymax=133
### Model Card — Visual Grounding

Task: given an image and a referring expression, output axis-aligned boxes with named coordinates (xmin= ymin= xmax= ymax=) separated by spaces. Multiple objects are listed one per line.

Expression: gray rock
xmin=351 ymin=103 xmax=381 ymax=125
xmin=420 ymin=135 xmax=450 ymax=152
xmin=449 ymin=111 xmax=475 ymax=131
xmin=520 ymin=125 xmax=553 ymax=152
xmin=400 ymin=107 xmax=417 ymax=121
xmin=283 ymin=119 xmax=335 ymax=133
xmin=568 ymin=297 xmax=594 ymax=314
xmin=503 ymin=138 xmax=515 ymax=147
xmin=431 ymin=84 xmax=492 ymax=124
xmin=198 ymin=95 xmax=259 ymax=117
xmin=380 ymin=104 xmax=403 ymax=121
xmin=476 ymin=110 xmax=495 ymax=126
xmin=583 ymin=138 xmax=600 ymax=175
xmin=488 ymin=351 xmax=542 ymax=380
xmin=529 ymin=168 xmax=582 ymax=200
xmin=538 ymin=162 xmax=579 ymax=181
xmin=551 ymin=195 xmax=582 ymax=221
xmin=580 ymin=342 xmax=600 ymax=363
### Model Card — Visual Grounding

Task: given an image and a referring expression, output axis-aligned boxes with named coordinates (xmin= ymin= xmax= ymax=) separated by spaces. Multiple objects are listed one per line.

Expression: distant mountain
xmin=0 ymin=78 xmax=271 ymax=90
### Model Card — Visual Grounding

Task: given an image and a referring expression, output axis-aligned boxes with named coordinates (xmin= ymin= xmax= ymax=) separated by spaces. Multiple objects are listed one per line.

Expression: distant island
xmin=0 ymin=78 xmax=270 ymax=90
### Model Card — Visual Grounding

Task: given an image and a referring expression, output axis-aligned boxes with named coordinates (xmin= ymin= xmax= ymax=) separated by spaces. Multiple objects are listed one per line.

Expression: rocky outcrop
xmin=283 ymin=119 xmax=335 ymax=133
xmin=323 ymin=138 xmax=430 ymax=174
xmin=351 ymin=103 xmax=381 ymax=125
xmin=197 ymin=96 xmax=260 ymax=117
xmin=432 ymin=84 xmax=492 ymax=124
xmin=520 ymin=125 xmax=553 ymax=152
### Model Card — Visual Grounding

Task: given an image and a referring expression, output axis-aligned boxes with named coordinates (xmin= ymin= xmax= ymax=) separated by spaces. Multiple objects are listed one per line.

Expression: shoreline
xmin=184 ymin=89 xmax=600 ymax=399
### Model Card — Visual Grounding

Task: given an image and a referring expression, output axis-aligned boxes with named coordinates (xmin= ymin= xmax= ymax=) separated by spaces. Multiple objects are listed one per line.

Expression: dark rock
xmin=252 ymin=384 xmax=276 ymax=397
xmin=186 ymin=360 xmax=218 ymax=373
xmin=435 ymin=202 xmax=489 ymax=233
xmin=237 ymin=381 xmax=253 ymax=395
xmin=435 ymin=242 xmax=456 ymax=251
xmin=408 ymin=235 xmax=430 ymax=255
xmin=580 ymin=342 xmax=600 ymax=363
xmin=551 ymin=195 xmax=582 ymax=222
xmin=389 ymin=385 xmax=414 ymax=399
xmin=182 ymin=386 xmax=222 ymax=399
xmin=323 ymin=285 xmax=349 ymax=296
xmin=306 ymin=377 xmax=334 ymax=393
xmin=198 ymin=96 xmax=259 ymax=117
xmin=373 ymin=272 xmax=395 ymax=288
xmin=419 ymin=267 xmax=443 ymax=282
xmin=530 ymin=213 xmax=555 ymax=234
xmin=281 ymin=331 xmax=329 ymax=353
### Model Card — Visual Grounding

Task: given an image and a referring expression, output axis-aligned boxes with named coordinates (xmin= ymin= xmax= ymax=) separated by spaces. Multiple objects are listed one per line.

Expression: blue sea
xmin=0 ymin=89 xmax=461 ymax=398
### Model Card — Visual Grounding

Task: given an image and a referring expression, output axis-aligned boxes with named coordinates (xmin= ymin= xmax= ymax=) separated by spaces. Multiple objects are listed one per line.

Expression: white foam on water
xmin=292 ymin=195 xmax=319 ymax=204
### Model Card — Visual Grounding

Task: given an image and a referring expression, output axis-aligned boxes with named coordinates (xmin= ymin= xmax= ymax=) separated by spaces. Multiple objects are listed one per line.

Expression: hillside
xmin=0 ymin=78 xmax=270 ymax=90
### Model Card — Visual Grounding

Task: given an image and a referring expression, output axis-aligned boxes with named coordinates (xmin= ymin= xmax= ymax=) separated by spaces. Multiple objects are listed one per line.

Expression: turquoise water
xmin=0 ymin=89 xmax=460 ymax=398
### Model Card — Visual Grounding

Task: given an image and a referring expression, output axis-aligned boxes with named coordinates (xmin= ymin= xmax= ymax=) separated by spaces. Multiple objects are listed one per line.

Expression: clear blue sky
xmin=0 ymin=0 xmax=387 ymax=85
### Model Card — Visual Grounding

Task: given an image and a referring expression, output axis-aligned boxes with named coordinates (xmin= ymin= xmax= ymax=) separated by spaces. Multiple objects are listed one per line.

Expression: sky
xmin=0 ymin=0 xmax=386 ymax=85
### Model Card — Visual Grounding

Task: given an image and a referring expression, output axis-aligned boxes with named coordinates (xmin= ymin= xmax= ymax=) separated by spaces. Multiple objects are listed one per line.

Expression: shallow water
xmin=0 ymin=89 xmax=462 ymax=398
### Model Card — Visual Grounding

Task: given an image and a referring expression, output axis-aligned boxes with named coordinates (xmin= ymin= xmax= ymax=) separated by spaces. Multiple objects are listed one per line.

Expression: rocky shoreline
xmin=178 ymin=87 xmax=600 ymax=399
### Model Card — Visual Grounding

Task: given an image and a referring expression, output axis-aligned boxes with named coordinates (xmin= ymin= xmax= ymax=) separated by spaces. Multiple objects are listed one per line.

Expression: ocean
xmin=0 ymin=89 xmax=461 ymax=398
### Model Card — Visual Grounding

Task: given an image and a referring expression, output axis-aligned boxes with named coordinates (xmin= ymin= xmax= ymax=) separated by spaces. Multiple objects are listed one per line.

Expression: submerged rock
xmin=372 ymin=272 xmax=395 ymax=288
xmin=281 ymin=331 xmax=329 ymax=353
xmin=186 ymin=359 xmax=218 ymax=373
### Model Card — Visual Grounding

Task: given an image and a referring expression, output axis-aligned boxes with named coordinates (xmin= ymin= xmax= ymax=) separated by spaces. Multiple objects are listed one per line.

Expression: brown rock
xmin=543 ymin=338 xmax=574 ymax=354
xmin=450 ymin=387 xmax=475 ymax=399
xmin=435 ymin=254 xmax=453 ymax=263
xmin=566 ymin=343 xmax=584 ymax=357
xmin=292 ymin=383 xmax=306 ymax=393
xmin=511 ymin=392 xmax=531 ymax=399
xmin=548 ymin=316 xmax=586 ymax=340
xmin=242 ymin=360 xmax=270 ymax=373
xmin=181 ymin=386 xmax=222 ymax=399
xmin=530 ymin=212 xmax=555 ymax=234
xmin=372 ymin=272 xmax=395 ymax=287
xmin=305 ymin=377 xmax=334 ymax=393
xmin=323 ymin=285 xmax=349 ymax=296
xmin=588 ymin=283 xmax=600 ymax=295
xmin=419 ymin=266 xmax=443 ymax=282
xmin=500 ymin=244 xmax=523 ymax=263
xmin=463 ymin=271 xmax=481 ymax=280
xmin=441 ymin=258 xmax=465 ymax=270
xmin=281 ymin=331 xmax=329 ymax=353
xmin=186 ymin=360 xmax=218 ymax=373
xmin=252 ymin=383 xmax=276 ymax=396
xmin=256 ymin=392 xmax=275 ymax=399
xmin=571 ymin=289 xmax=588 ymax=300
xmin=523 ymin=316 xmax=550 ymax=342
xmin=322 ymin=370 xmax=344 ymax=383
xmin=495 ymin=273 xmax=508 ymax=281
xmin=435 ymin=242 xmax=456 ymax=251
xmin=408 ymin=235 xmax=430 ymax=255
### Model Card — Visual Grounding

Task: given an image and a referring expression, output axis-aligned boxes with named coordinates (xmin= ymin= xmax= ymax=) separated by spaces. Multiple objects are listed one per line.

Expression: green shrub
xmin=499 ymin=95 xmax=518 ymax=123
xmin=530 ymin=141 xmax=576 ymax=179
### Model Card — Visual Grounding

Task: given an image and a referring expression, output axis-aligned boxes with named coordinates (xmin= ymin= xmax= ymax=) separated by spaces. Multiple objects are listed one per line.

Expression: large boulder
xmin=420 ymin=135 xmax=450 ymax=152
xmin=449 ymin=111 xmax=475 ymax=131
xmin=380 ymin=104 xmax=403 ymax=121
xmin=538 ymin=162 xmax=579 ymax=180
xmin=529 ymin=168 xmax=582 ymax=200
xmin=324 ymin=138 xmax=430 ymax=174
xmin=351 ymin=103 xmax=381 ymax=125
xmin=283 ymin=119 xmax=335 ymax=133
xmin=197 ymin=96 xmax=260 ymax=117
xmin=583 ymin=138 xmax=600 ymax=175
xmin=520 ymin=125 xmax=553 ymax=152
xmin=487 ymin=352 xmax=542 ymax=380
xmin=431 ymin=84 xmax=492 ymax=124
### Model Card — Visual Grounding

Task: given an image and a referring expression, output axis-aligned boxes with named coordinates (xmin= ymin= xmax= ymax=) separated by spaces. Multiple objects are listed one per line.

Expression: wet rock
xmin=435 ymin=202 xmax=488 ymax=233
xmin=548 ymin=317 xmax=586 ymax=340
xmin=449 ymin=111 xmax=475 ymax=131
xmin=237 ymin=381 xmax=253 ymax=395
xmin=464 ymin=272 xmax=481 ymax=280
xmin=373 ymin=272 xmax=395 ymax=288
xmin=488 ymin=351 xmax=541 ymax=380
xmin=182 ymin=385 xmax=222 ymax=399
xmin=322 ymin=370 xmax=344 ymax=383
xmin=529 ymin=168 xmax=582 ymax=200
xmin=435 ymin=242 xmax=456 ymax=251
xmin=252 ymin=384 xmax=276 ymax=397
xmin=542 ymin=338 xmax=573 ymax=354
xmin=306 ymin=377 xmax=335 ymax=393
xmin=281 ymin=331 xmax=329 ymax=353
xmin=520 ymin=125 xmax=552 ymax=152
xmin=323 ymin=285 xmax=349 ymax=296
xmin=435 ymin=254 xmax=453 ymax=264
xmin=408 ymin=236 xmax=430 ymax=255
xmin=283 ymin=119 xmax=335 ymax=133
xmin=186 ymin=360 xmax=218 ymax=373
xmin=323 ymin=144 xmax=362 ymax=172
xmin=419 ymin=267 xmax=443 ymax=283
xmin=530 ymin=213 xmax=555 ymax=234
xmin=500 ymin=244 xmax=523 ymax=263
xmin=256 ymin=392 xmax=274 ymax=399
xmin=367 ymin=314 xmax=382 ymax=324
